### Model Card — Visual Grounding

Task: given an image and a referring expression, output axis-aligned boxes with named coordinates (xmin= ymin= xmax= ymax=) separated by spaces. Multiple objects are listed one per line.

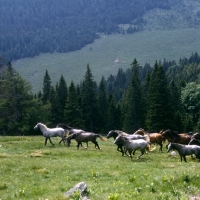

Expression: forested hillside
xmin=1 ymin=0 xmax=199 ymax=62
xmin=1 ymin=53 xmax=200 ymax=136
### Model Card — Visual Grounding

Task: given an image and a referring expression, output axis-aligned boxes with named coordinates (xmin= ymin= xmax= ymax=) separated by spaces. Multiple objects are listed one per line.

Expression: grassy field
xmin=13 ymin=28 xmax=200 ymax=94
xmin=0 ymin=136 xmax=200 ymax=200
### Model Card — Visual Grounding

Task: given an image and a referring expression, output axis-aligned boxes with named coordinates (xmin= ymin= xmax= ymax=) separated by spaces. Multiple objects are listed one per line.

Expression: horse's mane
xmin=191 ymin=132 xmax=200 ymax=139
xmin=164 ymin=129 xmax=180 ymax=138
xmin=39 ymin=122 xmax=48 ymax=129
xmin=57 ymin=123 xmax=72 ymax=129
xmin=113 ymin=130 xmax=128 ymax=135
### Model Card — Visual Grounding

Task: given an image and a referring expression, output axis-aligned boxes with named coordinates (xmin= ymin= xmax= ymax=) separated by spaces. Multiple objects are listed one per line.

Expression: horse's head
xmin=34 ymin=122 xmax=41 ymax=130
xmin=134 ymin=128 xmax=146 ymax=135
xmin=106 ymin=130 xmax=114 ymax=139
xmin=114 ymin=135 xmax=125 ymax=145
xmin=162 ymin=129 xmax=171 ymax=137
xmin=167 ymin=143 xmax=173 ymax=152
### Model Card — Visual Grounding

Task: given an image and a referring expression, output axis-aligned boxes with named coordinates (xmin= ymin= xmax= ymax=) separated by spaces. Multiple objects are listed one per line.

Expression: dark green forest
xmin=1 ymin=52 xmax=200 ymax=135
xmin=0 ymin=0 xmax=181 ymax=62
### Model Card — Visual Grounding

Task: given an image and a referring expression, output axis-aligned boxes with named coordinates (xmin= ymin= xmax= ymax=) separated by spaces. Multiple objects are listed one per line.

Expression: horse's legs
xmin=117 ymin=145 xmax=124 ymax=156
xmin=49 ymin=137 xmax=54 ymax=145
xmin=76 ymin=142 xmax=80 ymax=149
xmin=59 ymin=137 xmax=65 ymax=145
xmin=159 ymin=143 xmax=163 ymax=152
xmin=132 ymin=150 xmax=136 ymax=155
xmin=80 ymin=142 xmax=87 ymax=149
xmin=183 ymin=156 xmax=187 ymax=162
xmin=44 ymin=137 xmax=48 ymax=146
xmin=137 ymin=149 xmax=145 ymax=159
xmin=128 ymin=150 xmax=133 ymax=159
xmin=124 ymin=148 xmax=131 ymax=157
xmin=92 ymin=141 xmax=101 ymax=150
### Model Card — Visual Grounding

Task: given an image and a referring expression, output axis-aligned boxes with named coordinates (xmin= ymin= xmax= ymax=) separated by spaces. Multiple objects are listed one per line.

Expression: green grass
xmin=0 ymin=136 xmax=200 ymax=200
xmin=13 ymin=28 xmax=200 ymax=93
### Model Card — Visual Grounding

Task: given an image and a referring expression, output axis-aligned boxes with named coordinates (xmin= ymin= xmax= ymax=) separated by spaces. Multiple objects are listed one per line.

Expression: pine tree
xmin=42 ymin=70 xmax=51 ymax=105
xmin=81 ymin=64 xmax=98 ymax=131
xmin=65 ymin=81 xmax=85 ymax=128
xmin=168 ymin=79 xmax=183 ymax=130
xmin=56 ymin=75 xmax=67 ymax=119
xmin=106 ymin=94 xmax=118 ymax=131
xmin=145 ymin=61 xmax=170 ymax=132
xmin=49 ymin=86 xmax=61 ymax=125
xmin=97 ymin=77 xmax=107 ymax=133
xmin=0 ymin=62 xmax=33 ymax=134
xmin=121 ymin=59 xmax=144 ymax=132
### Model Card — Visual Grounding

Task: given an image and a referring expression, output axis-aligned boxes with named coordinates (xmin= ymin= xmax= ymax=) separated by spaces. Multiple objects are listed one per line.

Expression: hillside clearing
xmin=13 ymin=28 xmax=200 ymax=93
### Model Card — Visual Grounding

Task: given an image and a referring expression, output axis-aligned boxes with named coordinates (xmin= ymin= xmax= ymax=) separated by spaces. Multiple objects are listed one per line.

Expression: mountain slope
xmin=9 ymin=0 xmax=200 ymax=92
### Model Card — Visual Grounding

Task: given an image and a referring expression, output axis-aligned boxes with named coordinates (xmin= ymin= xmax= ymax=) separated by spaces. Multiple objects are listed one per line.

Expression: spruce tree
xmin=49 ymin=86 xmax=61 ymax=125
xmin=42 ymin=70 xmax=51 ymax=105
xmin=81 ymin=64 xmax=98 ymax=132
xmin=168 ymin=80 xmax=183 ymax=131
xmin=65 ymin=81 xmax=85 ymax=129
xmin=97 ymin=77 xmax=108 ymax=133
xmin=122 ymin=59 xmax=144 ymax=132
xmin=106 ymin=94 xmax=118 ymax=131
xmin=56 ymin=75 xmax=67 ymax=119
xmin=145 ymin=61 xmax=170 ymax=132
xmin=0 ymin=62 xmax=33 ymax=134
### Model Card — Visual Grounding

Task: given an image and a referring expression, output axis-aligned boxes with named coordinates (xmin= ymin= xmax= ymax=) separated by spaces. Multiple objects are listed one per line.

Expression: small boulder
xmin=64 ymin=182 xmax=89 ymax=199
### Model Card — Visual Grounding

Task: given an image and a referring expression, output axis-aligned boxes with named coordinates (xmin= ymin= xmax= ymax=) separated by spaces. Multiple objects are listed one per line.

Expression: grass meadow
xmin=13 ymin=28 xmax=200 ymax=93
xmin=0 ymin=136 xmax=200 ymax=200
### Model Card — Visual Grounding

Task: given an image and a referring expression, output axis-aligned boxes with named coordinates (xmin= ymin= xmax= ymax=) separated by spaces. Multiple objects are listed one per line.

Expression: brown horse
xmin=133 ymin=128 xmax=165 ymax=152
xmin=162 ymin=129 xmax=191 ymax=145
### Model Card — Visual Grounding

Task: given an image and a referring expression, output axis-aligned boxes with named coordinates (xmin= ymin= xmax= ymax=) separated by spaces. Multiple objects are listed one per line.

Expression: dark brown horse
xmin=162 ymin=129 xmax=191 ymax=145
xmin=66 ymin=132 xmax=107 ymax=150
xmin=133 ymin=128 xmax=165 ymax=152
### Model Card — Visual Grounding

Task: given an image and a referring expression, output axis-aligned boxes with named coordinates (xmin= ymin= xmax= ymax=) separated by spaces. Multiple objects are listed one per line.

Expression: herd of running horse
xmin=34 ymin=122 xmax=200 ymax=163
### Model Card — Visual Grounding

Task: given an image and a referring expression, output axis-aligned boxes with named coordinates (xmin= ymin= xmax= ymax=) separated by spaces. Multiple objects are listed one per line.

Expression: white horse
xmin=34 ymin=122 xmax=66 ymax=146
xmin=114 ymin=135 xmax=150 ymax=160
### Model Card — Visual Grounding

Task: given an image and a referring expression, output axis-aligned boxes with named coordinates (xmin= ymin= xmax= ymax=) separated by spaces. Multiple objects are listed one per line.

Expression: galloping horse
xmin=56 ymin=123 xmax=88 ymax=147
xmin=66 ymin=132 xmax=107 ymax=150
xmin=34 ymin=122 xmax=66 ymax=146
xmin=56 ymin=123 xmax=85 ymax=135
xmin=162 ymin=129 xmax=191 ymax=145
xmin=167 ymin=142 xmax=200 ymax=162
xmin=107 ymin=130 xmax=150 ymax=156
xmin=133 ymin=128 xmax=165 ymax=152
xmin=114 ymin=135 xmax=150 ymax=160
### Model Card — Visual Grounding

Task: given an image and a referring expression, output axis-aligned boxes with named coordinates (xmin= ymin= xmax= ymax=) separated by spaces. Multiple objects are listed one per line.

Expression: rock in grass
xmin=64 ymin=182 xmax=89 ymax=199
xmin=190 ymin=194 xmax=200 ymax=200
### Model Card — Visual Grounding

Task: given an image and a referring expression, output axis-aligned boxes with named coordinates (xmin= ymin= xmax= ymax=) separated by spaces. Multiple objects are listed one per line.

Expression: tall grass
xmin=0 ymin=136 xmax=200 ymax=199
xmin=13 ymin=28 xmax=200 ymax=93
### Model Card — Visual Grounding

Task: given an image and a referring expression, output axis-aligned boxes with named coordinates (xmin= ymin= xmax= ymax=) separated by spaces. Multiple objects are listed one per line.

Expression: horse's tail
xmin=98 ymin=134 xmax=107 ymax=141
xmin=146 ymin=143 xmax=151 ymax=151
xmin=65 ymin=130 xmax=70 ymax=137
xmin=146 ymin=142 xmax=156 ymax=151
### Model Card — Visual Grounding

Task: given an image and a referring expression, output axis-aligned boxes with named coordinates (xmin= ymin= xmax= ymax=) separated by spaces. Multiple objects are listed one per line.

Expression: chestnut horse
xmin=162 ymin=129 xmax=191 ymax=146
xmin=133 ymin=128 xmax=165 ymax=152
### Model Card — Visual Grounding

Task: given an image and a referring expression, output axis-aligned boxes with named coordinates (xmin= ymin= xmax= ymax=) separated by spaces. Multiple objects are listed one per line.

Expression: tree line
xmin=1 ymin=52 xmax=200 ymax=135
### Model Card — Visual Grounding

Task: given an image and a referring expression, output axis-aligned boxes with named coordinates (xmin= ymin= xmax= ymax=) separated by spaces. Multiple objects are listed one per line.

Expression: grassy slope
xmin=13 ymin=28 xmax=200 ymax=93
xmin=0 ymin=136 xmax=200 ymax=200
